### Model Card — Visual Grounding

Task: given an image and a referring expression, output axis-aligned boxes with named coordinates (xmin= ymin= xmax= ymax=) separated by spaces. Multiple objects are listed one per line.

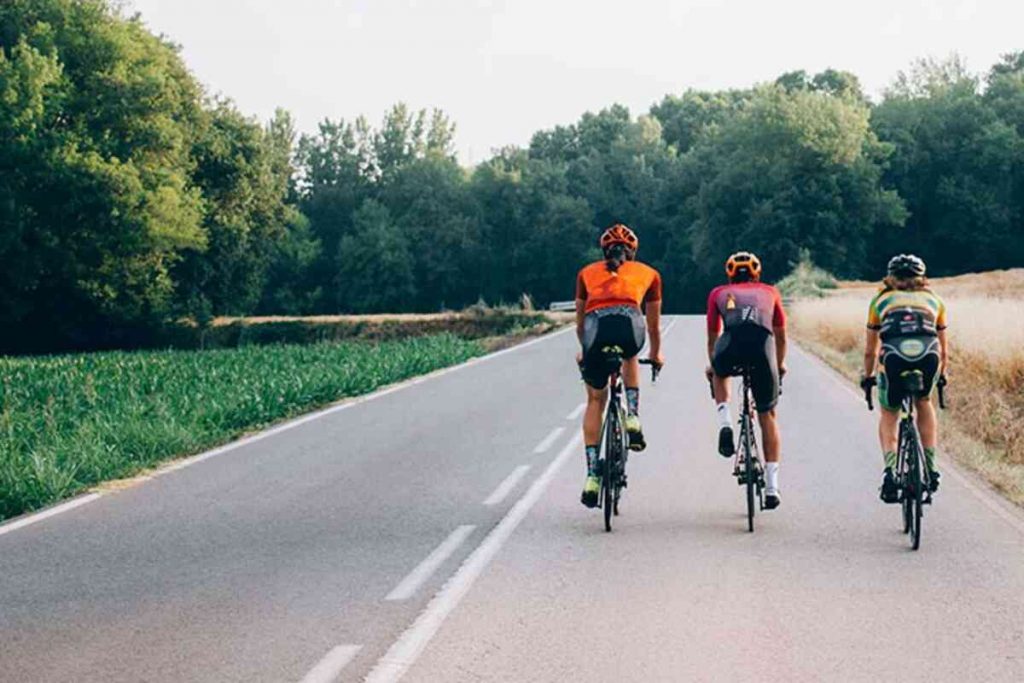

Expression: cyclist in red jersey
xmin=705 ymin=252 xmax=788 ymax=509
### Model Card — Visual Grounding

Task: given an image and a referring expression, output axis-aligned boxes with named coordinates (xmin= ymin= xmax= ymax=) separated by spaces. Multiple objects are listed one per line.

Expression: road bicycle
xmin=709 ymin=366 xmax=774 ymax=533
xmin=725 ymin=367 xmax=766 ymax=532
xmin=588 ymin=347 xmax=660 ymax=532
xmin=864 ymin=371 xmax=947 ymax=550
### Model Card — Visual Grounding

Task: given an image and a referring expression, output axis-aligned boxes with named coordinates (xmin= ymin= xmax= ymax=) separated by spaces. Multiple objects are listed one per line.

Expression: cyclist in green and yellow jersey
xmin=860 ymin=255 xmax=949 ymax=504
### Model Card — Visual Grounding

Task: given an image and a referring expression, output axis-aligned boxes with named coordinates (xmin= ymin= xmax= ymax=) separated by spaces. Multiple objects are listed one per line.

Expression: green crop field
xmin=0 ymin=334 xmax=482 ymax=521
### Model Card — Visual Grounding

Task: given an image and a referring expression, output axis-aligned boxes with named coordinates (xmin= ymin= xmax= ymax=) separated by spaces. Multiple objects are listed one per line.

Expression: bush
xmin=777 ymin=250 xmax=839 ymax=299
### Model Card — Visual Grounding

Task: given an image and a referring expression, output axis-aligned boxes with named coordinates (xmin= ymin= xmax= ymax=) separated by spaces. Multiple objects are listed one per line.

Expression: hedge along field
xmin=0 ymin=334 xmax=482 ymax=521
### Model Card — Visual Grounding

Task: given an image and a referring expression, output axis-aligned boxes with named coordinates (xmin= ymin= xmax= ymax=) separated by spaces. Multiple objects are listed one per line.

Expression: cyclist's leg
xmin=620 ymin=308 xmax=647 ymax=450
xmin=751 ymin=331 xmax=781 ymax=507
xmin=912 ymin=349 xmax=941 ymax=489
xmin=579 ymin=313 xmax=612 ymax=507
xmin=877 ymin=354 xmax=903 ymax=503
xmin=710 ymin=331 xmax=738 ymax=456
xmin=580 ymin=382 xmax=609 ymax=508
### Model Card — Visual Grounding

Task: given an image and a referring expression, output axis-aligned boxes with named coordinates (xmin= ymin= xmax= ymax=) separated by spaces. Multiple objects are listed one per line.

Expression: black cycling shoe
xmin=880 ymin=468 xmax=899 ymax=504
xmin=928 ymin=470 xmax=941 ymax=493
xmin=718 ymin=426 xmax=735 ymax=458
xmin=763 ymin=492 xmax=781 ymax=510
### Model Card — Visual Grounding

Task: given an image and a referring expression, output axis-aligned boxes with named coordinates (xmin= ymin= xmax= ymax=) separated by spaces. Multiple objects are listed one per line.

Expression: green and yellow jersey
xmin=867 ymin=288 xmax=947 ymax=340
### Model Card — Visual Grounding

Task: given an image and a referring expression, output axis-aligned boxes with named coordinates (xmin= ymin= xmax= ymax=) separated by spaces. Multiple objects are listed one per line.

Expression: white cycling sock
xmin=765 ymin=462 xmax=780 ymax=494
xmin=716 ymin=402 xmax=732 ymax=429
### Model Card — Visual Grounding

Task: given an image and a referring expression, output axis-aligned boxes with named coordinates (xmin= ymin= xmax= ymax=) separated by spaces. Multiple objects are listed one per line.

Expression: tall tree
xmin=873 ymin=55 xmax=1024 ymax=273
xmin=334 ymin=199 xmax=416 ymax=312
xmin=0 ymin=0 xmax=207 ymax=349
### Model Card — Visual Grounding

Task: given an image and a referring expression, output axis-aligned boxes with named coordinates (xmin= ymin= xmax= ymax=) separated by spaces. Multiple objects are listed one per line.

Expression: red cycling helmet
xmin=600 ymin=224 xmax=639 ymax=252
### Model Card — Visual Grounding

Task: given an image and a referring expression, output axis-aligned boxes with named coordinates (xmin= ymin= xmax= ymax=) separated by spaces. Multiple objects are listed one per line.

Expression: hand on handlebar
xmin=639 ymin=356 xmax=664 ymax=382
xmin=860 ymin=374 xmax=877 ymax=411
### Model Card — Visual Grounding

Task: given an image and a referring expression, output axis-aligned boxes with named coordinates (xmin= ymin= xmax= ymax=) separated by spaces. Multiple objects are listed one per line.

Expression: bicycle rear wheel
xmin=602 ymin=406 xmax=621 ymax=533
xmin=603 ymin=454 xmax=613 ymax=532
xmin=897 ymin=421 xmax=912 ymax=534
xmin=743 ymin=414 xmax=756 ymax=533
xmin=909 ymin=437 xmax=924 ymax=550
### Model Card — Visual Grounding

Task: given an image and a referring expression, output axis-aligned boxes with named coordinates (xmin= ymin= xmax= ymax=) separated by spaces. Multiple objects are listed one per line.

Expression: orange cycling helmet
xmin=725 ymin=251 xmax=762 ymax=280
xmin=600 ymin=224 xmax=639 ymax=252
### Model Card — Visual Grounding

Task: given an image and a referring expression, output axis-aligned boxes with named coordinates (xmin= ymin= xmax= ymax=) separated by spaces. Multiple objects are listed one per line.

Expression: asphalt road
xmin=2 ymin=317 xmax=1023 ymax=682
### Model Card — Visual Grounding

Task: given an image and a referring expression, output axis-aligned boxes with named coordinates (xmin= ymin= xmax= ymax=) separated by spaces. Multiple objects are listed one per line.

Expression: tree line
xmin=2 ymin=0 xmax=1022 ymax=352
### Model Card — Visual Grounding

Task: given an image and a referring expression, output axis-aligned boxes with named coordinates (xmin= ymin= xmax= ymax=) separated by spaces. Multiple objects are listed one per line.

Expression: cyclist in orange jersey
xmin=575 ymin=223 xmax=664 ymax=508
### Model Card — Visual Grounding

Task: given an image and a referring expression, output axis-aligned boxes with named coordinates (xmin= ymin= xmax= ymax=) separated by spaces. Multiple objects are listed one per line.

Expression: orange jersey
xmin=575 ymin=260 xmax=663 ymax=314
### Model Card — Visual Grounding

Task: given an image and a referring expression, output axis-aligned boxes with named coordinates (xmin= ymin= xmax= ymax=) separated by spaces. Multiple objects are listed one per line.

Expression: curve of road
xmin=1 ymin=317 xmax=1023 ymax=682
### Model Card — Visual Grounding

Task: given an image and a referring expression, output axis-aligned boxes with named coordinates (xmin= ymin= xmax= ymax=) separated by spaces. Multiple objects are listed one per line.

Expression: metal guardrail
xmin=548 ymin=301 xmax=576 ymax=312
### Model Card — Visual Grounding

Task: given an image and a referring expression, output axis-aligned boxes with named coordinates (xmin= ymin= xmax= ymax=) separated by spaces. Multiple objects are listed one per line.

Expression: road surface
xmin=1 ymin=317 xmax=1022 ymax=682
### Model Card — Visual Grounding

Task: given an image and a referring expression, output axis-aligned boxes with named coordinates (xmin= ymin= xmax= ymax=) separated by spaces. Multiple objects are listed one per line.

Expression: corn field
xmin=0 ymin=335 xmax=482 ymax=521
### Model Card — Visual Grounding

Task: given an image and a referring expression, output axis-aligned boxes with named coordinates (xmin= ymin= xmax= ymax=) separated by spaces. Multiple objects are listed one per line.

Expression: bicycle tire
xmin=603 ymin=406 xmax=619 ymax=533
xmin=744 ymin=413 xmax=756 ymax=533
xmin=613 ymin=406 xmax=627 ymax=517
xmin=899 ymin=429 xmax=911 ymax=535
xmin=909 ymin=432 xmax=923 ymax=550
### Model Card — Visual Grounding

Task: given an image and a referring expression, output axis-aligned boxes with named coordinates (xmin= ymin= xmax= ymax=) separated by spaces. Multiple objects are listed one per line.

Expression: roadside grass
xmin=0 ymin=334 xmax=483 ymax=521
xmin=788 ymin=269 xmax=1024 ymax=506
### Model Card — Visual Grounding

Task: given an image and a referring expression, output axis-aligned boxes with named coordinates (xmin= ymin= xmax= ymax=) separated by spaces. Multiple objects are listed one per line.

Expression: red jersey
xmin=706 ymin=282 xmax=786 ymax=334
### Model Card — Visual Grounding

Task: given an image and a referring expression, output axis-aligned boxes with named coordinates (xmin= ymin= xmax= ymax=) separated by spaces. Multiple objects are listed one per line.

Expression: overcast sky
xmin=128 ymin=0 xmax=1022 ymax=164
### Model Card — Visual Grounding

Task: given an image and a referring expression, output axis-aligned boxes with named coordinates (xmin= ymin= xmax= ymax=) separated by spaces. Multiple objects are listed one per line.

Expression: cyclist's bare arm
xmin=575 ymin=298 xmax=587 ymax=344
xmin=645 ymin=301 xmax=663 ymax=363
xmin=774 ymin=326 xmax=787 ymax=374
xmin=706 ymin=328 xmax=719 ymax=360
xmin=938 ymin=328 xmax=949 ymax=375
xmin=863 ymin=328 xmax=881 ymax=376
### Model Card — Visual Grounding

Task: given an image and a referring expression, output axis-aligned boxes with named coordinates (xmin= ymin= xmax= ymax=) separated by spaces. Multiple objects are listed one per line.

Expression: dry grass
xmin=790 ymin=269 xmax=1024 ymax=506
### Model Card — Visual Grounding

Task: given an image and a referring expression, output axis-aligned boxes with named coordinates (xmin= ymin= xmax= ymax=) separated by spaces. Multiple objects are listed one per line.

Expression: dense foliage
xmin=2 ymin=0 xmax=1023 ymax=351
xmin=0 ymin=333 xmax=483 ymax=519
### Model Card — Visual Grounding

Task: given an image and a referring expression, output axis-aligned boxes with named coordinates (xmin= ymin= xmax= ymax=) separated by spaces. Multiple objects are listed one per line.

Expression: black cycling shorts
xmin=580 ymin=306 xmax=646 ymax=390
xmin=711 ymin=324 xmax=779 ymax=413
xmin=878 ymin=336 xmax=940 ymax=411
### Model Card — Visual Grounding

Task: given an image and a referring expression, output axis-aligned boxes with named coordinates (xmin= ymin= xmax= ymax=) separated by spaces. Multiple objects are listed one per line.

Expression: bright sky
xmin=128 ymin=0 xmax=1022 ymax=164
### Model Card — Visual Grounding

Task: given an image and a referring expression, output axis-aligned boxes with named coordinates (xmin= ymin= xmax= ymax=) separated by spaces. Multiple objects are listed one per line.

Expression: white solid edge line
xmin=482 ymin=465 xmax=532 ymax=506
xmin=300 ymin=644 xmax=363 ymax=683
xmin=0 ymin=326 xmax=575 ymax=539
xmin=0 ymin=493 xmax=102 ymax=538
xmin=385 ymin=525 xmax=477 ymax=602
xmin=532 ymin=426 xmax=565 ymax=454
xmin=793 ymin=342 xmax=1024 ymax=537
xmin=364 ymin=433 xmax=583 ymax=683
